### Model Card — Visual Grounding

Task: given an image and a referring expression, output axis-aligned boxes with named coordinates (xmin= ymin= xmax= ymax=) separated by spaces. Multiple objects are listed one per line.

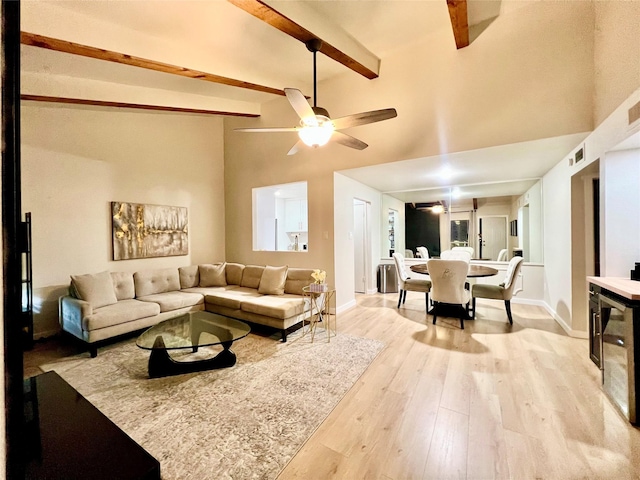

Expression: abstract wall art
xmin=111 ymin=202 xmax=188 ymax=260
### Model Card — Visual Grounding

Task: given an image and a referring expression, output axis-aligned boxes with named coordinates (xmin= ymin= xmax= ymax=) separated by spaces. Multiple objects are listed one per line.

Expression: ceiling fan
xmin=235 ymin=39 xmax=398 ymax=155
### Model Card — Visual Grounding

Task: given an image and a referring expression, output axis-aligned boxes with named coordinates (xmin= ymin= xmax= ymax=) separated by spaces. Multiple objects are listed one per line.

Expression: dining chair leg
xmin=432 ymin=302 xmax=438 ymax=324
xmin=402 ymin=290 xmax=407 ymax=305
xmin=472 ymin=297 xmax=476 ymax=319
xmin=425 ymin=292 xmax=429 ymax=312
xmin=397 ymin=289 xmax=403 ymax=309
xmin=460 ymin=315 xmax=465 ymax=330
xmin=505 ymin=300 xmax=513 ymax=325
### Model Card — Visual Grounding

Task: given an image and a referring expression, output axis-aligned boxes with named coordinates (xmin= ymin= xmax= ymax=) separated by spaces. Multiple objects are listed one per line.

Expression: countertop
xmin=587 ymin=276 xmax=640 ymax=301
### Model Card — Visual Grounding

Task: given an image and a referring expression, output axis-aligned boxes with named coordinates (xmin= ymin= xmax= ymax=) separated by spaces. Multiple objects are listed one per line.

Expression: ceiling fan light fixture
xmin=298 ymin=120 xmax=334 ymax=148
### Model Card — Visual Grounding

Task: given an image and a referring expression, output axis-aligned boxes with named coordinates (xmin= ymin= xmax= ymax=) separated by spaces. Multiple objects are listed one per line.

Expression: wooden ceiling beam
xmin=227 ymin=0 xmax=379 ymax=79
xmin=446 ymin=0 xmax=470 ymax=49
xmin=21 ymin=32 xmax=285 ymax=96
xmin=21 ymin=94 xmax=260 ymax=117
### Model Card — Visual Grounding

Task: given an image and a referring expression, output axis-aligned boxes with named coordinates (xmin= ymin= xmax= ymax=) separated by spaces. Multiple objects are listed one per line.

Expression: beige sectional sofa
xmin=59 ymin=262 xmax=317 ymax=356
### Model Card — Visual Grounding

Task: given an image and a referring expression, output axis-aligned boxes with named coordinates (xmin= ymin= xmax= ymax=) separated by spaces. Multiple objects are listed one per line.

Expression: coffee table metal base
xmin=148 ymin=335 xmax=237 ymax=378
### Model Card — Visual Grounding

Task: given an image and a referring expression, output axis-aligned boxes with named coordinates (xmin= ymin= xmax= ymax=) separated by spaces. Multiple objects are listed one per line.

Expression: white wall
xmin=334 ymin=173 xmax=381 ymax=310
xmin=543 ymin=87 xmax=640 ymax=335
xmin=21 ymin=104 xmax=226 ymax=337
xmin=602 ymin=148 xmax=640 ymax=276
xmin=542 ymin=158 xmax=574 ymax=329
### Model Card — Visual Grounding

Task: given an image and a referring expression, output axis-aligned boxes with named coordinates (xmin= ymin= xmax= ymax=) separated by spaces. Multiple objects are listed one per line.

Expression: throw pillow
xmin=258 ymin=265 xmax=288 ymax=295
xmin=70 ymin=271 xmax=118 ymax=309
xmin=200 ymin=263 xmax=227 ymax=287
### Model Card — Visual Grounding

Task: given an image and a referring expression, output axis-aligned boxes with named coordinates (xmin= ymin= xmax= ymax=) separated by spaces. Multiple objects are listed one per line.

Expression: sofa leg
xmin=89 ymin=345 xmax=98 ymax=358
xmin=281 ymin=329 xmax=288 ymax=342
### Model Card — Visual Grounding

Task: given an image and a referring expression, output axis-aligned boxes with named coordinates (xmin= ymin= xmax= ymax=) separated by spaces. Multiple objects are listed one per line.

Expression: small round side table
xmin=302 ymin=285 xmax=337 ymax=342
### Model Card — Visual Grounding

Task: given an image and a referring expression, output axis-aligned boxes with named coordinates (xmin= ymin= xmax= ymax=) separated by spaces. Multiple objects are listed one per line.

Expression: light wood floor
xmin=278 ymin=293 xmax=640 ymax=480
xmin=24 ymin=293 xmax=640 ymax=479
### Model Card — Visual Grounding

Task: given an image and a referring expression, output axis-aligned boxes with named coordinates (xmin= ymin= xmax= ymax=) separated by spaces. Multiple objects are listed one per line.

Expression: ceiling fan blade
xmin=235 ymin=127 xmax=298 ymax=132
xmin=332 ymin=131 xmax=368 ymax=150
xmin=331 ymin=108 xmax=397 ymax=130
xmin=287 ymin=140 xmax=305 ymax=156
xmin=284 ymin=88 xmax=317 ymax=126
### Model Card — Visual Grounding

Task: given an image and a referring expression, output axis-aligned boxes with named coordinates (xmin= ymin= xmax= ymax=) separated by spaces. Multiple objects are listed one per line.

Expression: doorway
xmin=570 ymin=160 xmax=600 ymax=332
xmin=478 ymin=216 xmax=507 ymax=260
xmin=353 ymin=199 xmax=368 ymax=294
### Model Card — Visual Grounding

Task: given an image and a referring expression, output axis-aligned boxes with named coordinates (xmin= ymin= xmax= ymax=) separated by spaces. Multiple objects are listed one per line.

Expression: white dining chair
xmin=497 ymin=248 xmax=508 ymax=262
xmin=452 ymin=246 xmax=474 ymax=257
xmin=441 ymin=249 xmax=472 ymax=263
xmin=404 ymin=249 xmax=414 ymax=258
xmin=393 ymin=252 xmax=431 ymax=311
xmin=416 ymin=246 xmax=430 ymax=259
xmin=427 ymin=259 xmax=471 ymax=329
xmin=471 ymin=256 xmax=524 ymax=324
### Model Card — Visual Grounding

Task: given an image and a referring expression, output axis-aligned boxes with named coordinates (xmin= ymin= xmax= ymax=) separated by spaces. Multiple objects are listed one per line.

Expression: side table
xmin=302 ymin=285 xmax=336 ymax=342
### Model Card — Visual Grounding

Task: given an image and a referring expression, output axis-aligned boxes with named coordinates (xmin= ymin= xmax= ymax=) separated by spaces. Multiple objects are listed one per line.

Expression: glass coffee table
xmin=136 ymin=311 xmax=251 ymax=378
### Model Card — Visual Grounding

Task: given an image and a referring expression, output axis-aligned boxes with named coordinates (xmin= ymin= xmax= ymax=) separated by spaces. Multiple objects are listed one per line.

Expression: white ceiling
xmin=338 ymin=132 xmax=589 ymax=202
xmin=21 ymin=0 xmax=587 ymax=202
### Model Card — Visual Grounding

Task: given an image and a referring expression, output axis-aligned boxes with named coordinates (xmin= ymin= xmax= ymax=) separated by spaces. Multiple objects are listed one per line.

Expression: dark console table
xmin=23 ymin=371 xmax=160 ymax=479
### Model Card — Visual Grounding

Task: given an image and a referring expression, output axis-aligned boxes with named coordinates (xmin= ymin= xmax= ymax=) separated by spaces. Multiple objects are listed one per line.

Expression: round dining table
xmin=410 ymin=263 xmax=499 ymax=277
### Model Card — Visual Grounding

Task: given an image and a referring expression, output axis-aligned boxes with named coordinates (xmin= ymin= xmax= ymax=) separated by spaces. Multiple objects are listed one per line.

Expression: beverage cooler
xmin=594 ymin=286 xmax=640 ymax=424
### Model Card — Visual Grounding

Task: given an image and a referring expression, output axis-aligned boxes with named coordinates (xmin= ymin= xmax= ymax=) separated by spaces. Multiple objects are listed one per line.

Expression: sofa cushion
xmin=82 ymin=299 xmax=160 ymax=332
xmin=71 ymin=271 xmax=118 ymax=309
xmin=225 ymin=263 xmax=245 ymax=285
xmin=284 ymin=268 xmax=316 ymax=296
xmin=205 ymin=287 xmax=263 ymax=310
xmin=258 ymin=265 xmax=288 ymax=295
xmin=240 ymin=265 xmax=265 ymax=289
xmin=179 ymin=265 xmax=200 ymax=289
xmin=137 ymin=291 xmax=204 ymax=313
xmin=134 ymin=268 xmax=181 ymax=297
xmin=240 ymin=295 xmax=308 ymax=320
xmin=111 ymin=272 xmax=135 ymax=301
xmin=200 ymin=263 xmax=227 ymax=287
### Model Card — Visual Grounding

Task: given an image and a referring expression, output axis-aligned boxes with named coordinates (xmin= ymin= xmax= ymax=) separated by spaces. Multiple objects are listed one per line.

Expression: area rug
xmin=41 ymin=330 xmax=384 ymax=480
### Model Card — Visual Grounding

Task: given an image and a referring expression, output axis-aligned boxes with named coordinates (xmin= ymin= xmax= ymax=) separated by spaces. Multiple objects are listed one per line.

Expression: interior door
xmin=353 ymin=201 xmax=366 ymax=293
xmin=479 ymin=216 xmax=507 ymax=260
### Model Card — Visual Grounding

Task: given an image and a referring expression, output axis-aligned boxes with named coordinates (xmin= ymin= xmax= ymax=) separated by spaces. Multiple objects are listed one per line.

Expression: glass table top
xmin=136 ymin=311 xmax=251 ymax=351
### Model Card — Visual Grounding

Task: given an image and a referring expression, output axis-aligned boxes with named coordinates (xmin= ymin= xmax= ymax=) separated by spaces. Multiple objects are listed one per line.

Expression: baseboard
xmin=541 ymin=301 xmax=588 ymax=339
xmin=337 ymin=299 xmax=357 ymax=315
xmin=34 ymin=328 xmax=61 ymax=340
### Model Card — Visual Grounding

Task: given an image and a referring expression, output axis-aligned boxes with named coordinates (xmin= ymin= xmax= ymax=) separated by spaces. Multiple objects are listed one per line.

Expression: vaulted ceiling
xmin=20 ymin=0 xmax=509 ymax=116
xmin=21 ymin=0 xmax=594 ymax=202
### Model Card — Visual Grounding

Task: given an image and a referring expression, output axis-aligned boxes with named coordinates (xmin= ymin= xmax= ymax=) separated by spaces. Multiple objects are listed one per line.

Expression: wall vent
xmin=629 ymin=100 xmax=640 ymax=126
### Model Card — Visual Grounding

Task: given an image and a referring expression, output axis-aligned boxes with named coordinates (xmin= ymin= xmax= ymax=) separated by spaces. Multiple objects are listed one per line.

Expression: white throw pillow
xmin=70 ymin=271 xmax=118 ymax=309
xmin=258 ymin=265 xmax=288 ymax=295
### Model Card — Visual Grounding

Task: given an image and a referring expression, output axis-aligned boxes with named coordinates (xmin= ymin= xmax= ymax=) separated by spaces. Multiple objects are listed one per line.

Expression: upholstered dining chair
xmin=416 ymin=246 xmax=430 ymax=259
xmin=404 ymin=249 xmax=414 ymax=258
xmin=392 ymin=252 xmax=431 ymax=311
xmin=441 ymin=249 xmax=472 ymax=263
xmin=497 ymin=248 xmax=508 ymax=262
xmin=471 ymin=256 xmax=524 ymax=324
xmin=427 ymin=259 xmax=471 ymax=329
xmin=452 ymin=246 xmax=475 ymax=257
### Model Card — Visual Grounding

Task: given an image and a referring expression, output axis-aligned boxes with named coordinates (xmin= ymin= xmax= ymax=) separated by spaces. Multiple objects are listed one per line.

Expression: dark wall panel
xmin=405 ymin=204 xmax=441 ymax=257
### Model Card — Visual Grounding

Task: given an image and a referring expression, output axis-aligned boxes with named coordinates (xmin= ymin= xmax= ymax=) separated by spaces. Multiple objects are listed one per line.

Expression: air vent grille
xmin=629 ymin=100 xmax=640 ymax=125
